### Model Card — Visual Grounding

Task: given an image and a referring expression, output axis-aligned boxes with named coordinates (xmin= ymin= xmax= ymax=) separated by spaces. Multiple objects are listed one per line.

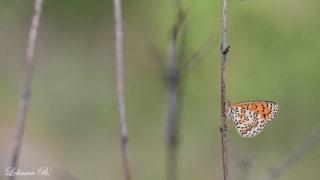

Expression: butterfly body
xmin=226 ymin=100 xmax=278 ymax=137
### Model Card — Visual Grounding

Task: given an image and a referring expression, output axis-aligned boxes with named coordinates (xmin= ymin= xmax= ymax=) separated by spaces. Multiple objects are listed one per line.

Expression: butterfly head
xmin=225 ymin=99 xmax=231 ymax=118
xmin=225 ymin=99 xmax=231 ymax=109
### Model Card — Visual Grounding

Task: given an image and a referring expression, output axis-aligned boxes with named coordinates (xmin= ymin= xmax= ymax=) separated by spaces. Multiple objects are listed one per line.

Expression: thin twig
xmin=179 ymin=33 xmax=216 ymax=74
xmin=113 ymin=0 xmax=131 ymax=180
xmin=171 ymin=0 xmax=196 ymax=42
xmin=9 ymin=1 xmax=43 ymax=180
xmin=261 ymin=123 xmax=320 ymax=180
xmin=220 ymin=0 xmax=229 ymax=179
xmin=148 ymin=42 xmax=166 ymax=71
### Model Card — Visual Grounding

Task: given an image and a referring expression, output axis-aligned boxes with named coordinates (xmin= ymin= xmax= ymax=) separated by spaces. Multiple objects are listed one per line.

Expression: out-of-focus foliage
xmin=0 ymin=0 xmax=320 ymax=179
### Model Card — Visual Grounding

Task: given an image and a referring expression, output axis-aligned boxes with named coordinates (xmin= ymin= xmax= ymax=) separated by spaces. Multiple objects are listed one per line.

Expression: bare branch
xmin=10 ymin=1 xmax=43 ymax=180
xmin=165 ymin=15 xmax=180 ymax=180
xmin=147 ymin=41 xmax=166 ymax=71
xmin=113 ymin=0 xmax=131 ymax=180
xmin=171 ymin=0 xmax=196 ymax=42
xmin=165 ymin=1 xmax=195 ymax=180
xmin=180 ymin=33 xmax=216 ymax=74
xmin=220 ymin=0 xmax=229 ymax=179
xmin=261 ymin=124 xmax=320 ymax=180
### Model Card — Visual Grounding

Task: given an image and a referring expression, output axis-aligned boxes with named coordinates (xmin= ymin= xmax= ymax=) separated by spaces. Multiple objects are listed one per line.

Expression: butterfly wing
xmin=227 ymin=101 xmax=278 ymax=137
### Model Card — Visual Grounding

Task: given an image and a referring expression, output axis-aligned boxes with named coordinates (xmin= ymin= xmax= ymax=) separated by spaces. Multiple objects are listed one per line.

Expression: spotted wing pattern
xmin=226 ymin=100 xmax=278 ymax=137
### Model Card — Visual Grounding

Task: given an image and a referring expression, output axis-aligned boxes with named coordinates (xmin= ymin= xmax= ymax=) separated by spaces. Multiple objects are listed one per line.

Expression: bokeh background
xmin=1 ymin=0 xmax=320 ymax=179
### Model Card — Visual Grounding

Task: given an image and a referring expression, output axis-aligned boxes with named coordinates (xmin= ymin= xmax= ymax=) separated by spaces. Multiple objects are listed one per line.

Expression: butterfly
xmin=225 ymin=100 xmax=278 ymax=137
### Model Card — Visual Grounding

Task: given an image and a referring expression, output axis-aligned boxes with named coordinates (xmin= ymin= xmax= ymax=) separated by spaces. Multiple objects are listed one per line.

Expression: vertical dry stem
xmin=10 ymin=1 xmax=43 ymax=180
xmin=113 ymin=0 xmax=131 ymax=180
xmin=220 ymin=0 xmax=229 ymax=179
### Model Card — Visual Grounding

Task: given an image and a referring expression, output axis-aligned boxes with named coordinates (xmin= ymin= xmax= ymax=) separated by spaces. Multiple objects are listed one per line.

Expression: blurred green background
xmin=1 ymin=0 xmax=320 ymax=179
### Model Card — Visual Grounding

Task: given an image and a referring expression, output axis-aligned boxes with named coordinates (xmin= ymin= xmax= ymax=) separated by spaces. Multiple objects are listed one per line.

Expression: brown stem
xmin=220 ymin=0 xmax=229 ymax=179
xmin=113 ymin=0 xmax=131 ymax=180
xmin=9 ymin=1 xmax=43 ymax=180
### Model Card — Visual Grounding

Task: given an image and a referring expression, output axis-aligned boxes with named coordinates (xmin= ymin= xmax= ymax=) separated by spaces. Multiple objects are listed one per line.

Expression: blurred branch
xmin=148 ymin=42 xmax=166 ymax=71
xmin=113 ymin=0 xmax=131 ymax=180
xmin=10 ymin=1 xmax=43 ymax=180
xmin=171 ymin=0 xmax=196 ymax=41
xmin=220 ymin=0 xmax=229 ymax=179
xmin=261 ymin=124 xmax=320 ymax=180
xmin=165 ymin=1 xmax=197 ymax=180
xmin=180 ymin=33 xmax=216 ymax=74
xmin=166 ymin=12 xmax=182 ymax=180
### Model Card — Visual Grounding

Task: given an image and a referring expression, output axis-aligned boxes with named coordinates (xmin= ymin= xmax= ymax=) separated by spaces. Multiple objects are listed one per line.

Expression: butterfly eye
xmin=225 ymin=100 xmax=231 ymax=108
